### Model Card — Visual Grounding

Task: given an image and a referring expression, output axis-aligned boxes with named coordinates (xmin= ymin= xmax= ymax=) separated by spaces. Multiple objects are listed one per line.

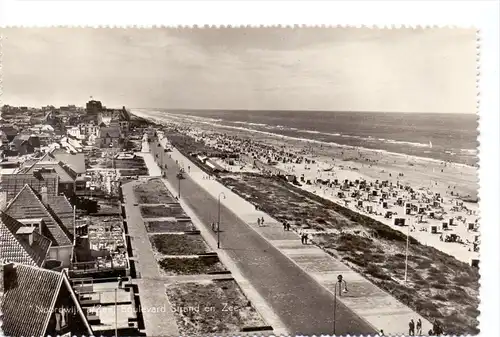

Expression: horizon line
xmin=131 ymin=108 xmax=476 ymax=115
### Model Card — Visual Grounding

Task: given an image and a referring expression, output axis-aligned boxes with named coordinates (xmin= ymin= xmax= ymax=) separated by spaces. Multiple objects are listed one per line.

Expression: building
xmin=0 ymin=211 xmax=52 ymax=267
xmin=0 ymin=172 xmax=59 ymax=201
xmin=9 ymin=134 xmax=40 ymax=155
xmin=1 ymin=185 xmax=74 ymax=268
xmin=18 ymin=155 xmax=78 ymax=197
xmin=0 ymin=262 xmax=93 ymax=337
xmin=51 ymin=149 xmax=86 ymax=177
xmin=86 ymin=100 xmax=103 ymax=117
xmin=98 ymin=126 xmax=122 ymax=148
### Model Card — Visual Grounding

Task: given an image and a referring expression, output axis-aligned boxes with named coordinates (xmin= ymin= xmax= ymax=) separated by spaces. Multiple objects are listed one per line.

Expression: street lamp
xmin=333 ymin=274 xmax=348 ymax=335
xmin=217 ymin=192 xmax=226 ymax=249
xmin=176 ymin=172 xmax=184 ymax=198
xmin=404 ymin=214 xmax=411 ymax=284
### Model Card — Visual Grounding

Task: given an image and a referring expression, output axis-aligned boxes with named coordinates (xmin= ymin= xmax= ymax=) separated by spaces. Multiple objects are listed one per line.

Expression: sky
xmin=1 ymin=27 xmax=477 ymax=113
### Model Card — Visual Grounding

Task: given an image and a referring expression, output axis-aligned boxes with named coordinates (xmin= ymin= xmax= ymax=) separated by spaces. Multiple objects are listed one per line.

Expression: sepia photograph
xmin=0 ymin=27 xmax=479 ymax=337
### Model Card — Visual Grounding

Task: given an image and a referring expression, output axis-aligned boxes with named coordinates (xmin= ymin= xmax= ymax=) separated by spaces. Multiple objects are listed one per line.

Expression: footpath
xmin=161 ymin=138 xmax=432 ymax=336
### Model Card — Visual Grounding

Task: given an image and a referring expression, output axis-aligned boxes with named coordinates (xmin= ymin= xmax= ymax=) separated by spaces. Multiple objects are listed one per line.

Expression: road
xmin=158 ymin=146 xmax=377 ymax=336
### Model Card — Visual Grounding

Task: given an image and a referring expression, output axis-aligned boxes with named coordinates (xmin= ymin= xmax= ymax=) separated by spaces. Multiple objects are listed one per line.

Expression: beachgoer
xmin=304 ymin=233 xmax=309 ymax=245
xmin=409 ymin=319 xmax=415 ymax=336
xmin=286 ymin=222 xmax=291 ymax=231
xmin=283 ymin=222 xmax=287 ymax=231
xmin=257 ymin=218 xmax=261 ymax=226
xmin=416 ymin=318 xmax=422 ymax=335
xmin=301 ymin=233 xmax=305 ymax=245
xmin=261 ymin=217 xmax=264 ymax=226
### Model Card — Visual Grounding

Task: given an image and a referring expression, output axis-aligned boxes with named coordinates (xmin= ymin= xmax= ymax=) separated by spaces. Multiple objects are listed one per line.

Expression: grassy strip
xmin=166 ymin=280 xmax=265 ymax=334
xmin=145 ymin=220 xmax=194 ymax=233
xmin=140 ymin=205 xmax=172 ymax=218
xmin=150 ymin=234 xmax=210 ymax=255
xmin=158 ymin=256 xmax=226 ymax=275
xmin=133 ymin=178 xmax=177 ymax=204
xmin=219 ymin=173 xmax=479 ymax=335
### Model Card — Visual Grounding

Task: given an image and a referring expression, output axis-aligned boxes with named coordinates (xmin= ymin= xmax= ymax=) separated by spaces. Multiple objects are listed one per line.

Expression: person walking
xmin=283 ymin=222 xmax=287 ymax=231
xmin=304 ymin=233 xmax=309 ymax=244
xmin=416 ymin=318 xmax=422 ymax=335
xmin=257 ymin=218 xmax=261 ymax=226
xmin=409 ymin=319 xmax=415 ymax=336
xmin=260 ymin=217 xmax=264 ymax=226
xmin=286 ymin=222 xmax=291 ymax=231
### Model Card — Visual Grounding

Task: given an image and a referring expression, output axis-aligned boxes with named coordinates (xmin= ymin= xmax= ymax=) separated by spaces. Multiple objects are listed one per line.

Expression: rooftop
xmin=0 ymin=212 xmax=52 ymax=266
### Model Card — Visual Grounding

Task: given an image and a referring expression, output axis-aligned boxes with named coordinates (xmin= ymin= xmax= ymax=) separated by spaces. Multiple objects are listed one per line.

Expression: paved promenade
xmin=155 ymin=137 xmax=432 ymax=336
xmin=149 ymin=140 xmax=377 ymax=336
xmin=122 ymin=181 xmax=180 ymax=336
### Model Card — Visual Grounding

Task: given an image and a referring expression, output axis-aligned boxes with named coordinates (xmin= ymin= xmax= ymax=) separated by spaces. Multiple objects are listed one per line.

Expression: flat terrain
xmin=220 ymin=173 xmax=479 ymax=335
xmin=165 ymin=280 xmax=266 ymax=335
xmin=150 ymin=234 xmax=210 ymax=256
xmin=158 ymin=257 xmax=227 ymax=276
xmin=133 ymin=178 xmax=177 ymax=204
xmin=145 ymin=220 xmax=195 ymax=233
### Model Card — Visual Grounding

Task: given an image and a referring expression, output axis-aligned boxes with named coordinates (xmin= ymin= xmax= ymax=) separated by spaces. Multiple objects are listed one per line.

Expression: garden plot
xmin=158 ymin=256 xmax=226 ymax=276
xmin=150 ymin=234 xmax=210 ymax=256
xmin=133 ymin=178 xmax=177 ymax=204
xmin=166 ymin=280 xmax=266 ymax=335
xmin=145 ymin=220 xmax=195 ymax=233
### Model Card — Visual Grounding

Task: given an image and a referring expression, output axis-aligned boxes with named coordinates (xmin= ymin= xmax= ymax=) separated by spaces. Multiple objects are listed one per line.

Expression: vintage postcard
xmin=0 ymin=27 xmax=479 ymax=337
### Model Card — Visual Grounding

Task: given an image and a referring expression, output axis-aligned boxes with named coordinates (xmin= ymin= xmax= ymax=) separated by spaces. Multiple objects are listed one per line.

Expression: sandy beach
xmin=144 ymin=115 xmax=479 ymax=265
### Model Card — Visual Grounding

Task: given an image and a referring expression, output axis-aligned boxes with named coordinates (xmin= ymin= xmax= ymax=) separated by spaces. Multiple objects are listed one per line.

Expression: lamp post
xmin=176 ymin=171 xmax=183 ymax=199
xmin=217 ymin=192 xmax=226 ymax=249
xmin=333 ymin=274 xmax=348 ymax=335
xmin=404 ymin=214 xmax=411 ymax=284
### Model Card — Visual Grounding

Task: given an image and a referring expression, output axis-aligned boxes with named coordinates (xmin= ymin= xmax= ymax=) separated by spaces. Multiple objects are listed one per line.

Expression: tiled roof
xmin=51 ymin=149 xmax=86 ymax=174
xmin=100 ymin=126 xmax=121 ymax=139
xmin=0 ymin=212 xmax=51 ymax=266
xmin=4 ymin=185 xmax=73 ymax=247
xmin=0 ymin=172 xmax=59 ymax=201
xmin=47 ymin=195 xmax=74 ymax=232
xmin=22 ymin=161 xmax=77 ymax=183
xmin=1 ymin=264 xmax=62 ymax=337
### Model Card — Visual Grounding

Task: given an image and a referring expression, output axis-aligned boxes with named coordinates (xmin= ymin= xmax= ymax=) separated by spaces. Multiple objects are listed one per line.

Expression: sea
xmin=134 ymin=109 xmax=479 ymax=167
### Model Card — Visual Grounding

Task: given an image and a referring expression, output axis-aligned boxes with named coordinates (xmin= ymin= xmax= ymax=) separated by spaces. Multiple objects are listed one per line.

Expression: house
xmin=0 ymin=262 xmax=93 ymax=337
xmin=98 ymin=126 xmax=121 ymax=148
xmin=19 ymin=156 xmax=78 ymax=197
xmin=0 ymin=125 xmax=18 ymax=142
xmin=9 ymin=134 xmax=40 ymax=155
xmin=0 ymin=172 xmax=60 ymax=201
xmin=51 ymin=149 xmax=86 ymax=177
xmin=2 ymin=185 xmax=74 ymax=268
xmin=0 ymin=211 xmax=52 ymax=267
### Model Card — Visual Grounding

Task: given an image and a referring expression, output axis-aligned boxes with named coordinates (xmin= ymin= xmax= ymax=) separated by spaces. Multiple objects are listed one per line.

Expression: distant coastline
xmin=133 ymin=109 xmax=479 ymax=167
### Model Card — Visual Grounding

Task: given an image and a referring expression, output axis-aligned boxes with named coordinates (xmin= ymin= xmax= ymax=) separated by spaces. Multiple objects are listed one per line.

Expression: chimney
xmin=0 ymin=192 xmax=6 ymax=211
xmin=40 ymin=186 xmax=48 ymax=205
xmin=0 ymin=262 xmax=16 ymax=295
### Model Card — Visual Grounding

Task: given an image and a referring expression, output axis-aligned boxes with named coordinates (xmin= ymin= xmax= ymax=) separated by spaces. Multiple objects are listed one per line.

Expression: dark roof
xmin=50 ymin=149 xmax=86 ymax=174
xmin=4 ymin=185 xmax=73 ymax=246
xmin=0 ymin=212 xmax=51 ymax=266
xmin=0 ymin=172 xmax=59 ymax=201
xmin=1 ymin=263 xmax=93 ymax=337
xmin=22 ymin=159 xmax=77 ymax=183
xmin=1 ymin=263 xmax=62 ymax=337
xmin=0 ymin=125 xmax=18 ymax=137
xmin=47 ymin=195 xmax=74 ymax=232
xmin=100 ymin=126 xmax=121 ymax=139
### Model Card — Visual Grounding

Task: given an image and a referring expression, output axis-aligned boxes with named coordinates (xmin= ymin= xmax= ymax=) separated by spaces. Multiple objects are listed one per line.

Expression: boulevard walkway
xmin=148 ymin=140 xmax=377 ymax=336
xmin=153 ymin=137 xmax=431 ymax=336
xmin=122 ymin=180 xmax=180 ymax=336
